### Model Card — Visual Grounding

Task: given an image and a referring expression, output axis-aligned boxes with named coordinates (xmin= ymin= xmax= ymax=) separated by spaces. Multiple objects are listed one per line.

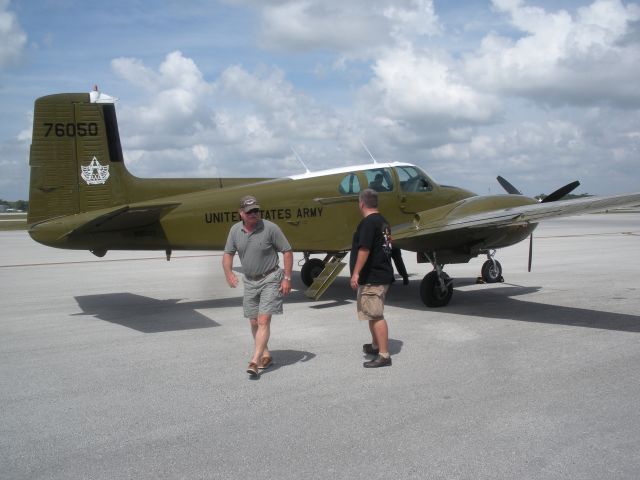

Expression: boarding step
xmin=304 ymin=254 xmax=347 ymax=300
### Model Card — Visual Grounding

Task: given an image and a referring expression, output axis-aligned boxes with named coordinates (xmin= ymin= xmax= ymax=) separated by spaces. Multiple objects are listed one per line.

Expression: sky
xmin=1 ymin=0 xmax=639 ymax=201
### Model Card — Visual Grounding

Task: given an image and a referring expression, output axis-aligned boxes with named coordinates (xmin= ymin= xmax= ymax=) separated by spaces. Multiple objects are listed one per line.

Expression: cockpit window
xmin=338 ymin=173 xmax=361 ymax=195
xmin=397 ymin=166 xmax=432 ymax=192
xmin=365 ymin=168 xmax=394 ymax=192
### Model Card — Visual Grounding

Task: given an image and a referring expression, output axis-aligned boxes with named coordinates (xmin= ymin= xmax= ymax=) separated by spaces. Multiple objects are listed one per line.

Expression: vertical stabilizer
xmin=28 ymin=92 xmax=130 ymax=225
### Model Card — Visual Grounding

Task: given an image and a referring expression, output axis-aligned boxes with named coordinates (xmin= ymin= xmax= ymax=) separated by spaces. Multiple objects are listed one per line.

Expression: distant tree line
xmin=0 ymin=199 xmax=28 ymax=212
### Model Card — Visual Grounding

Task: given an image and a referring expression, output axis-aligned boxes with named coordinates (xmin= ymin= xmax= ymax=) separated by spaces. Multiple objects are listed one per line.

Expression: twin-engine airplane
xmin=27 ymin=90 xmax=640 ymax=307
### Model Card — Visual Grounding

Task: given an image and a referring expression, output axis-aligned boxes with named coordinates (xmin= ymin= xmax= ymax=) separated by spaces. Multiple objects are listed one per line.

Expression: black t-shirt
xmin=350 ymin=212 xmax=394 ymax=285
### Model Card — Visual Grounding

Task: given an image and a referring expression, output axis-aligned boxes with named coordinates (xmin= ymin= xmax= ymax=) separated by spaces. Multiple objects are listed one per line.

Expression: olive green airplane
xmin=27 ymin=90 xmax=640 ymax=307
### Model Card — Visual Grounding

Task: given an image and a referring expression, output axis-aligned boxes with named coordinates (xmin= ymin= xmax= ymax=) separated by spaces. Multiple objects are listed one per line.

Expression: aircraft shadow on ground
xmin=74 ymin=293 xmax=228 ymax=333
xmin=386 ymin=276 xmax=640 ymax=333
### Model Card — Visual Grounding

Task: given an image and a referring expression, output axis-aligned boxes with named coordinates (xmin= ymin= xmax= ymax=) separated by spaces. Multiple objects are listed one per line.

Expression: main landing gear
xmin=419 ymin=253 xmax=453 ymax=307
xmin=300 ymin=252 xmax=348 ymax=287
xmin=300 ymin=255 xmax=326 ymax=286
xmin=418 ymin=251 xmax=505 ymax=307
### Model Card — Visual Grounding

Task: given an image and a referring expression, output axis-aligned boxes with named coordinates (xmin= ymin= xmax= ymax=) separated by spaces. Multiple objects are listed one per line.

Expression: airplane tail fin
xmin=27 ymin=91 xmax=131 ymax=225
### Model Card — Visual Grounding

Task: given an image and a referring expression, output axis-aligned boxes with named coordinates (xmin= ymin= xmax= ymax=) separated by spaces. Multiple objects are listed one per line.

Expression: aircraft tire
xmin=420 ymin=271 xmax=453 ymax=307
xmin=481 ymin=260 xmax=503 ymax=283
xmin=301 ymin=258 xmax=325 ymax=287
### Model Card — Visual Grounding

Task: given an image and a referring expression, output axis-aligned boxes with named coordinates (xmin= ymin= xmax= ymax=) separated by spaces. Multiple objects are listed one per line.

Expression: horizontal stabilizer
xmin=68 ymin=203 xmax=180 ymax=236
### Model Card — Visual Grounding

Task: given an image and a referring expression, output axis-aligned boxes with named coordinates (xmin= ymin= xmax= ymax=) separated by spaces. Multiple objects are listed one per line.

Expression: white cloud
xmin=112 ymin=51 xmax=213 ymax=138
xmin=0 ymin=0 xmax=27 ymax=68
xmin=229 ymin=0 xmax=441 ymax=58
xmin=465 ymin=0 xmax=640 ymax=107
xmin=384 ymin=0 xmax=442 ymax=39
xmin=368 ymin=46 xmax=501 ymax=124
xmin=111 ymin=52 xmax=347 ymax=178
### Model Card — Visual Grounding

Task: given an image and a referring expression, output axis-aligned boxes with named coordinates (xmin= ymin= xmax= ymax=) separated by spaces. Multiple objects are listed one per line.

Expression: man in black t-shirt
xmin=350 ymin=188 xmax=394 ymax=368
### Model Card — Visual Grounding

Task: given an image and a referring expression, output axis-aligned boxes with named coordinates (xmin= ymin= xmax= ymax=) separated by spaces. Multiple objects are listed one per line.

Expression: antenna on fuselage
xmin=360 ymin=139 xmax=377 ymax=164
xmin=291 ymin=146 xmax=311 ymax=174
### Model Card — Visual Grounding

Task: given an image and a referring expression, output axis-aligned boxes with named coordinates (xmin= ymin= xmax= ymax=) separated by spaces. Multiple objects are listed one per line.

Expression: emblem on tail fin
xmin=81 ymin=157 xmax=110 ymax=185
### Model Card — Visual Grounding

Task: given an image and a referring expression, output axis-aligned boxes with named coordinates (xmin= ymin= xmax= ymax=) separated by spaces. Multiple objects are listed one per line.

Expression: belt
xmin=245 ymin=266 xmax=279 ymax=281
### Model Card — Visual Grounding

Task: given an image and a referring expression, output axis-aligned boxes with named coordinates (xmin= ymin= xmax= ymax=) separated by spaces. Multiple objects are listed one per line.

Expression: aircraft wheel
xmin=481 ymin=260 xmax=503 ymax=283
xmin=420 ymin=271 xmax=453 ymax=307
xmin=301 ymin=258 xmax=325 ymax=287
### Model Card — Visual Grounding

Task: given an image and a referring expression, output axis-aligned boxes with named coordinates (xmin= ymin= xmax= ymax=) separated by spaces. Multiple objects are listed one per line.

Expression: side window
xmin=365 ymin=168 xmax=394 ymax=192
xmin=397 ymin=166 xmax=432 ymax=192
xmin=338 ymin=173 xmax=361 ymax=195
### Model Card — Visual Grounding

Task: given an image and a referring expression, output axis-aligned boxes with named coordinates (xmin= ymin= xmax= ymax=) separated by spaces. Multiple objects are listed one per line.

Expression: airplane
xmin=26 ymin=89 xmax=640 ymax=307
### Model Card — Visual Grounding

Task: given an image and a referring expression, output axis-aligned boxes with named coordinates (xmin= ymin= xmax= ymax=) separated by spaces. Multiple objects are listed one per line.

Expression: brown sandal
xmin=258 ymin=356 xmax=273 ymax=370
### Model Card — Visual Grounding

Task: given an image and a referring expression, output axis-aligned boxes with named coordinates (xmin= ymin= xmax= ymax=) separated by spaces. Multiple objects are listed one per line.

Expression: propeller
xmin=540 ymin=180 xmax=580 ymax=203
xmin=496 ymin=175 xmax=522 ymax=195
xmin=496 ymin=176 xmax=581 ymax=273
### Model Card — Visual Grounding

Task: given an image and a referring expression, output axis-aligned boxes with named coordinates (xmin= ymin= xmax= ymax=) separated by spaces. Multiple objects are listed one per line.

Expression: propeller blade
xmin=528 ymin=233 xmax=533 ymax=272
xmin=497 ymin=176 xmax=522 ymax=195
xmin=542 ymin=180 xmax=580 ymax=203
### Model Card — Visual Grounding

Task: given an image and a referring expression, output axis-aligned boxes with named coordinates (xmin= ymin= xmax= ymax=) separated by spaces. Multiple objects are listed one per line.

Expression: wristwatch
xmin=284 ymin=276 xmax=291 ymax=281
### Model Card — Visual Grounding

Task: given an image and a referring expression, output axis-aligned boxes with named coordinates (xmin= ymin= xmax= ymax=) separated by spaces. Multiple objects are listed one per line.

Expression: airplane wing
xmin=393 ymin=192 xmax=640 ymax=249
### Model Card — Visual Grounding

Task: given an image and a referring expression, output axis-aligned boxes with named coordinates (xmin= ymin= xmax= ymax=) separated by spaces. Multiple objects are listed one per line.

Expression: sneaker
xmin=247 ymin=362 xmax=259 ymax=377
xmin=258 ymin=356 xmax=273 ymax=370
xmin=362 ymin=343 xmax=379 ymax=355
xmin=363 ymin=355 xmax=392 ymax=368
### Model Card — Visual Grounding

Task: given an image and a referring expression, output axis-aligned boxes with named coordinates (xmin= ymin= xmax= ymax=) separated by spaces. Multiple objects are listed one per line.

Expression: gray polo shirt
xmin=224 ymin=219 xmax=292 ymax=277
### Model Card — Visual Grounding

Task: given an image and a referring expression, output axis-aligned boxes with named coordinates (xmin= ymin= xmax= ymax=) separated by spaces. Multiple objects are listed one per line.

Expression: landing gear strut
xmin=480 ymin=250 xmax=503 ymax=283
xmin=419 ymin=253 xmax=453 ymax=307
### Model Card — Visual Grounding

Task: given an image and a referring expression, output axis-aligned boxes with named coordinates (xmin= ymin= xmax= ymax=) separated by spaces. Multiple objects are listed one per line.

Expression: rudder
xmin=28 ymin=92 xmax=130 ymax=225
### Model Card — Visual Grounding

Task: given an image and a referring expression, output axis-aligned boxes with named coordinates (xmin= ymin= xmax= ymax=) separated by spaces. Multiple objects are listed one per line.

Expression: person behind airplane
xmin=350 ymin=188 xmax=394 ymax=368
xmin=223 ymin=195 xmax=294 ymax=378
xmin=390 ymin=247 xmax=409 ymax=285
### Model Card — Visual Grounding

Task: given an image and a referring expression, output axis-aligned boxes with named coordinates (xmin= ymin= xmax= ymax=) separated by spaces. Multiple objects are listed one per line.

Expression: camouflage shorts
xmin=356 ymin=284 xmax=389 ymax=321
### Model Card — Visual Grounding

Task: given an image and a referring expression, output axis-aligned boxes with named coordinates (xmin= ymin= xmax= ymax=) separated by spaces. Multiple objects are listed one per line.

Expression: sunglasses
xmin=246 ymin=209 xmax=260 ymax=215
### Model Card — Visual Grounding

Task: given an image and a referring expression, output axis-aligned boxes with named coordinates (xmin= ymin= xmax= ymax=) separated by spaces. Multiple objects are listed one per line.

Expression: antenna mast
xmin=291 ymin=146 xmax=310 ymax=174
xmin=360 ymin=139 xmax=377 ymax=164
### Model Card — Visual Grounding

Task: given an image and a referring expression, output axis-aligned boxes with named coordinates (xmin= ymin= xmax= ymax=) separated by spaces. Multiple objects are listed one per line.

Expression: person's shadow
xmin=257 ymin=349 xmax=316 ymax=377
xmin=387 ymin=338 xmax=403 ymax=355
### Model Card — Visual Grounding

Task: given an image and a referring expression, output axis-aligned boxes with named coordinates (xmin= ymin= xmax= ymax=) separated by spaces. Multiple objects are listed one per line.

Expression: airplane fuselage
xmin=29 ymin=162 xmax=538 ymax=263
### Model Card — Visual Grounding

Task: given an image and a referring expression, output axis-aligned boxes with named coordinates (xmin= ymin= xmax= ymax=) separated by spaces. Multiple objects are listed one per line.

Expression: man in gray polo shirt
xmin=223 ymin=195 xmax=293 ymax=378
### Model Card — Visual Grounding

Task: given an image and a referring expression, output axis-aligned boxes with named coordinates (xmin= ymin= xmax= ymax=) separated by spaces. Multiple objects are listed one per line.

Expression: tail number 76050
xmin=43 ymin=122 xmax=99 ymax=137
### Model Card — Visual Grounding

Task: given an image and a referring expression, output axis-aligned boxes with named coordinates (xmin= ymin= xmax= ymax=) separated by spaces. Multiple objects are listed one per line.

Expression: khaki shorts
xmin=243 ymin=268 xmax=284 ymax=318
xmin=357 ymin=284 xmax=389 ymax=321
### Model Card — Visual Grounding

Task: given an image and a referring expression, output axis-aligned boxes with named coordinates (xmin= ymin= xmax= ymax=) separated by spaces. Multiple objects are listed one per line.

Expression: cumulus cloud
xmin=465 ymin=0 xmax=640 ymax=107
xmin=366 ymin=46 xmax=501 ymax=125
xmin=228 ymin=0 xmax=441 ymax=57
xmin=110 ymin=51 xmax=346 ymax=177
xmin=112 ymin=51 xmax=213 ymax=140
xmin=0 ymin=0 xmax=27 ymax=68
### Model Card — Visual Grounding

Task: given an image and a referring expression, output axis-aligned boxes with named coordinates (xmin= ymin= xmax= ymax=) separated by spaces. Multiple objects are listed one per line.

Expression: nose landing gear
xmin=480 ymin=250 xmax=503 ymax=283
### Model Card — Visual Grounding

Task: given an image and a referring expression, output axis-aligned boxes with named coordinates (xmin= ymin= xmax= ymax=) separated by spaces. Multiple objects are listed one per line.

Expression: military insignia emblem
xmin=81 ymin=157 xmax=110 ymax=185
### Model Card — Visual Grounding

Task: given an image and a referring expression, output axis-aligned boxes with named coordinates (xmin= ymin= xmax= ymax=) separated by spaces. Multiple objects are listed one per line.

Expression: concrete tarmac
xmin=1 ymin=213 xmax=639 ymax=479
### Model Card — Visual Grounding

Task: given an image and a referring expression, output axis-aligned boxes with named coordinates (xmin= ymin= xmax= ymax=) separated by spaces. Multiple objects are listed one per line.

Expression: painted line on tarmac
xmin=0 ymin=253 xmax=223 ymax=269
